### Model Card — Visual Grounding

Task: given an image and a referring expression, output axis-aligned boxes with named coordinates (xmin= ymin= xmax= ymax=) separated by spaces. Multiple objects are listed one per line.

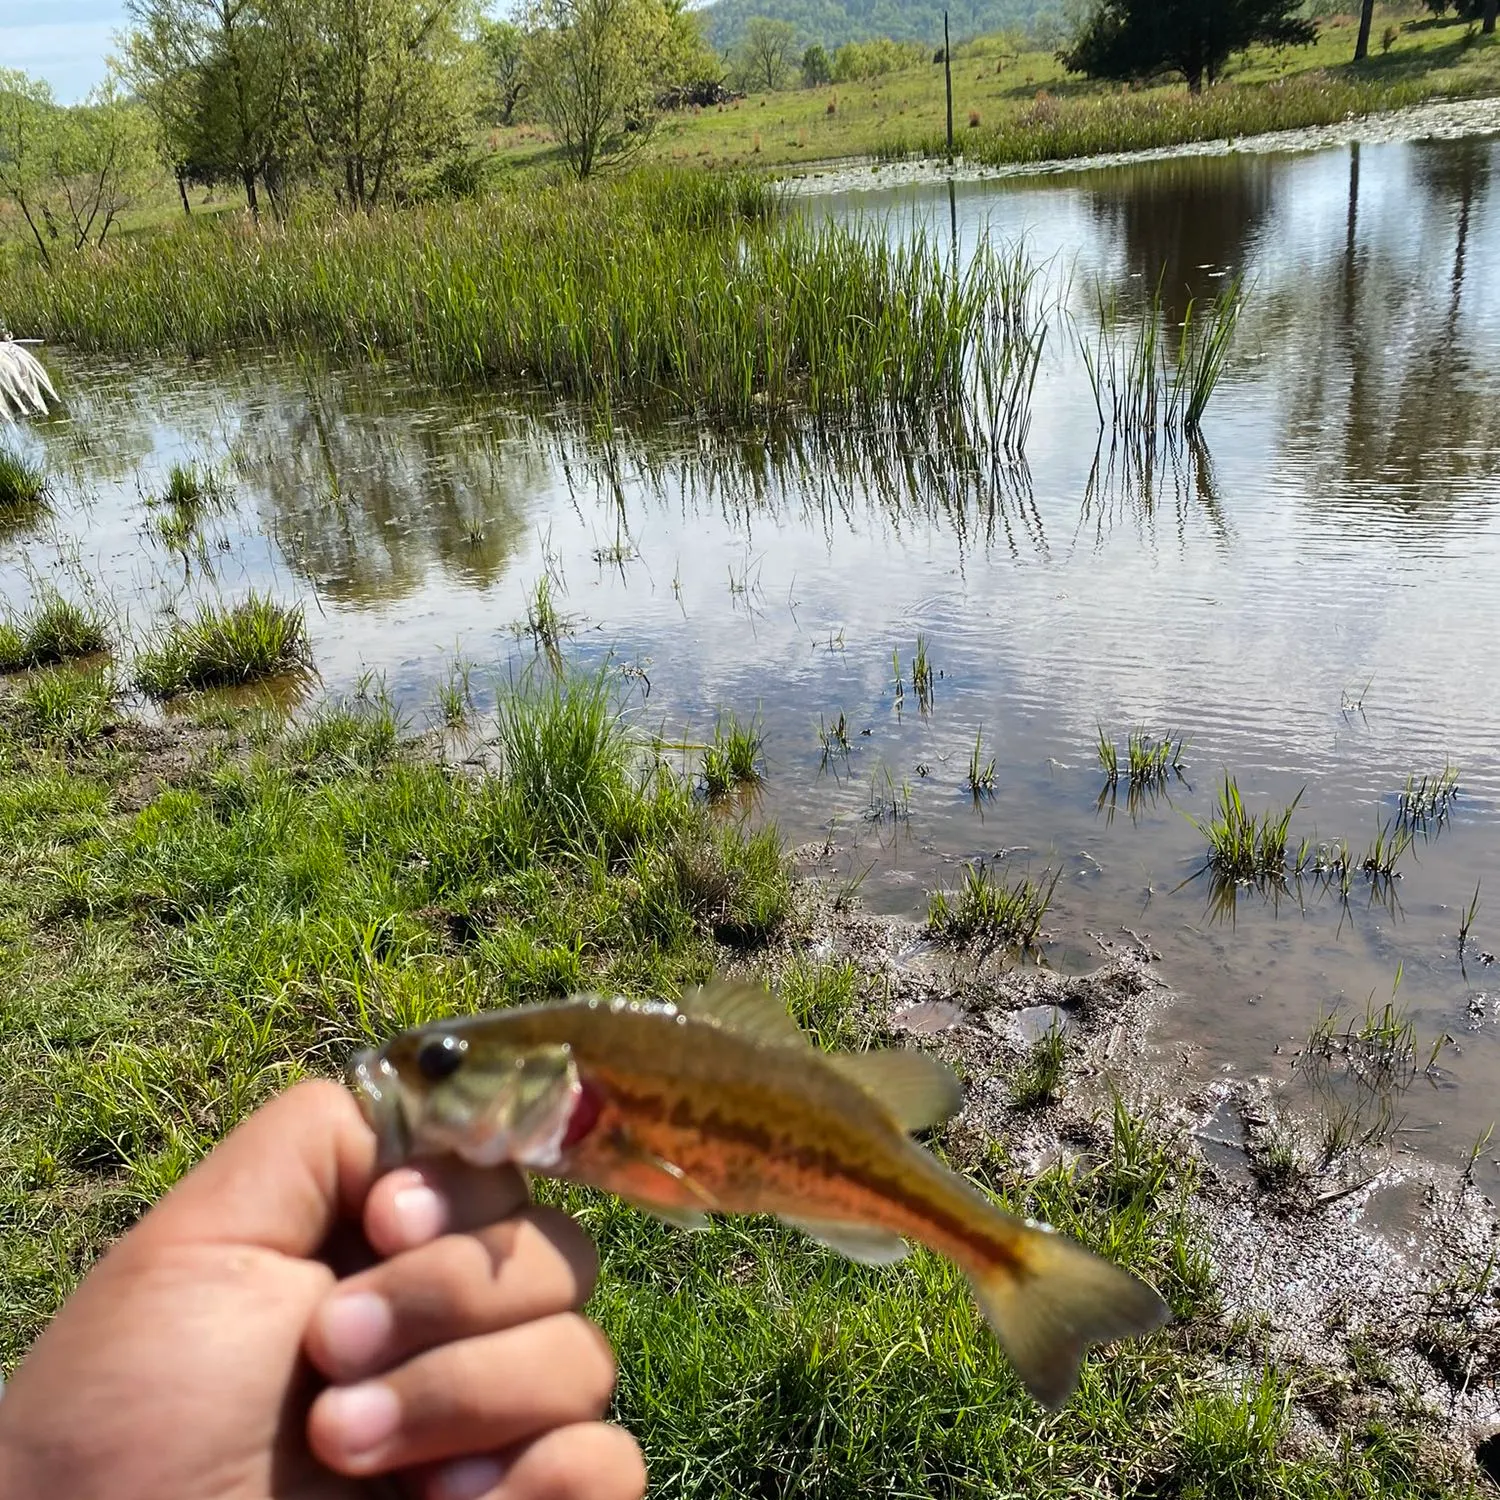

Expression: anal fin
xmin=783 ymin=1216 xmax=910 ymax=1265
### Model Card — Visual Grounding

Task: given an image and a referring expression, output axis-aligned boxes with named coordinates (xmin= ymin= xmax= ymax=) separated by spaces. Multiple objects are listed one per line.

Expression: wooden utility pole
xmin=944 ymin=11 xmax=954 ymax=162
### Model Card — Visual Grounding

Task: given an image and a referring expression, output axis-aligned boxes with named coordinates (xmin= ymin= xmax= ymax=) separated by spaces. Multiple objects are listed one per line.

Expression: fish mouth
xmin=347 ymin=1048 xmax=411 ymax=1172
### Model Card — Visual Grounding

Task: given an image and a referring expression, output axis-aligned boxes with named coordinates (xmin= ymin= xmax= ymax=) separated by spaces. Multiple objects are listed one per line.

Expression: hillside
xmin=697 ymin=0 xmax=1061 ymax=54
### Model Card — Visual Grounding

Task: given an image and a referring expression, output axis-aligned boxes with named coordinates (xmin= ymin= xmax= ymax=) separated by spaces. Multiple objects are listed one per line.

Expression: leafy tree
xmin=268 ymin=0 xmax=481 ymax=208
xmin=0 ymin=70 xmax=157 ymax=264
xmin=800 ymin=41 xmax=831 ymax=84
xmin=526 ymin=0 xmax=697 ymax=177
xmin=736 ymin=16 xmax=798 ymax=90
xmin=1422 ymin=0 xmax=1496 ymax=27
xmin=830 ymin=36 xmax=925 ymax=80
xmin=477 ymin=17 xmax=528 ymax=124
xmin=124 ymin=0 xmax=294 ymax=217
xmin=1061 ymin=0 xmax=1316 ymax=93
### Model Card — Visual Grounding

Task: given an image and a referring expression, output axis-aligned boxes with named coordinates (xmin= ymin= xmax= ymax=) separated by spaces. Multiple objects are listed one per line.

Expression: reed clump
xmin=1192 ymin=776 xmax=1301 ymax=881
xmin=0 ymin=444 xmax=49 ymax=513
xmin=701 ymin=712 xmax=764 ymax=799
xmin=133 ymin=593 xmax=310 ymax=698
xmin=1 ymin=172 xmax=1033 ymax=426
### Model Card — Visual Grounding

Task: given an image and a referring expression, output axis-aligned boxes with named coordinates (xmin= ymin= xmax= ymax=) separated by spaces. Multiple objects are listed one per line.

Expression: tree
xmin=736 ymin=17 xmax=797 ymax=91
xmin=1353 ymin=0 xmax=1375 ymax=59
xmin=477 ymin=17 xmax=527 ymax=124
xmin=800 ymin=42 xmax=831 ymax=86
xmin=0 ymin=69 xmax=156 ymax=265
xmin=1061 ymin=0 xmax=1317 ymax=94
xmin=124 ymin=0 xmax=294 ymax=218
xmin=525 ymin=0 xmax=693 ymax=178
xmin=269 ymin=0 xmax=481 ymax=208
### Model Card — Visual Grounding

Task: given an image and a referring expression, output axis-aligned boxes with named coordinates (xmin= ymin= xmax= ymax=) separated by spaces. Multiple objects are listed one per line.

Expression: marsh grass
xmin=817 ymin=710 xmax=851 ymax=769
xmin=1098 ymin=727 xmax=1185 ymax=790
xmin=910 ymin=633 xmax=934 ymax=712
xmin=0 ymin=444 xmax=49 ymax=512
xmin=1360 ymin=817 xmax=1414 ymax=882
xmin=133 ymin=593 xmax=310 ymax=698
xmin=6 ymin=664 xmax=116 ymax=746
xmin=1397 ymin=763 xmax=1459 ymax=831
xmin=3 ymin=173 xmax=1045 ymax=427
xmin=0 ymin=590 xmax=109 ymax=672
xmin=148 ymin=461 xmax=226 ymax=550
xmin=965 ymin=727 xmax=996 ymax=797
xmin=1192 ymin=776 xmax=1302 ymax=881
xmin=928 ymin=863 xmax=1058 ymax=949
xmin=433 ymin=662 xmax=476 ymax=731
xmin=701 ymin=712 xmax=764 ymax=799
xmin=522 ymin=577 xmax=571 ymax=660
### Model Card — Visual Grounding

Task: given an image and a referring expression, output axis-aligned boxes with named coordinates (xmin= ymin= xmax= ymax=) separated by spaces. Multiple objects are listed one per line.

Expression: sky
xmin=2 ymin=0 xmax=125 ymax=103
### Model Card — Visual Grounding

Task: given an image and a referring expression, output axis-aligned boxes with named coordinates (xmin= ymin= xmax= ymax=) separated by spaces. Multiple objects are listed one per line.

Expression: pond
xmin=7 ymin=127 xmax=1500 ymax=1195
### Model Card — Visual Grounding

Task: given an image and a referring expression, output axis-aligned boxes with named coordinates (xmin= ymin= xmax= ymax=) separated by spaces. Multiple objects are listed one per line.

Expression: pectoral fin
xmin=595 ymin=1132 xmax=720 ymax=1232
xmin=783 ymin=1216 xmax=910 ymax=1265
xmin=826 ymin=1049 xmax=964 ymax=1132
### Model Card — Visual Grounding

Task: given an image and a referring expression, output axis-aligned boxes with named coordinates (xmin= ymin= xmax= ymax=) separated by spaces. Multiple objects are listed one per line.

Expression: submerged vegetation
xmin=132 ymin=593 xmax=310 ymax=698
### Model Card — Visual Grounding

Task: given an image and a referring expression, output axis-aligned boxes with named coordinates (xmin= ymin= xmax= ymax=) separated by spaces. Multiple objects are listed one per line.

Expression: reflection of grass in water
xmin=0 ymin=589 xmax=109 ymax=672
xmin=133 ymin=593 xmax=310 ymax=699
xmin=928 ymin=862 xmax=1057 ymax=949
xmin=701 ymin=712 xmax=764 ymax=799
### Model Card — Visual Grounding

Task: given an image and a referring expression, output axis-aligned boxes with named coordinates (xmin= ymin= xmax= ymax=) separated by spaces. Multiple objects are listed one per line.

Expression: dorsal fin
xmin=826 ymin=1049 xmax=964 ymax=1132
xmin=677 ymin=979 xmax=808 ymax=1048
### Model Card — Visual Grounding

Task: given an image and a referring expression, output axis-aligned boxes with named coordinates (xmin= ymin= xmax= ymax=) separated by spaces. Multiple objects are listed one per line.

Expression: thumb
xmin=128 ymin=1079 xmax=379 ymax=1259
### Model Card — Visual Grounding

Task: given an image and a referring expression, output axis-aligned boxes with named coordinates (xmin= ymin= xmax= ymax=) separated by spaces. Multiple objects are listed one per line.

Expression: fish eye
xmin=416 ymin=1035 xmax=466 ymax=1082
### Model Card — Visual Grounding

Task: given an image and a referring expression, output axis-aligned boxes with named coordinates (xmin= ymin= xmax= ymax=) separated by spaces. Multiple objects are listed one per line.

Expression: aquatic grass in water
xmin=0 ymin=590 xmax=108 ymax=671
xmin=7 ymin=664 xmax=115 ymax=746
xmin=701 ymin=712 xmax=764 ymax=799
xmin=1011 ymin=1022 xmax=1067 ymax=1109
xmin=1397 ymin=763 xmax=1460 ymax=831
xmin=1127 ymin=730 xmax=1187 ymax=787
xmin=1191 ymin=776 xmax=1302 ymax=881
xmin=965 ymin=728 xmax=996 ymax=797
xmin=0 ymin=172 xmax=1037 ymax=426
xmin=133 ymin=593 xmax=310 ymax=698
xmin=0 ymin=444 xmax=49 ymax=512
xmin=927 ymin=863 xmax=1058 ymax=949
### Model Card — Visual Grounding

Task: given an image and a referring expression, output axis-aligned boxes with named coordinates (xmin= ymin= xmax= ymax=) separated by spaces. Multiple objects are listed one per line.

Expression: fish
xmin=347 ymin=979 xmax=1169 ymax=1408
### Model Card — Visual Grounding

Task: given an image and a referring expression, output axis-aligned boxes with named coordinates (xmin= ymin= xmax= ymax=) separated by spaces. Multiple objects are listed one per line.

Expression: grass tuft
xmin=1011 ymin=1021 xmax=1067 ymax=1109
xmin=928 ymin=863 xmax=1058 ymax=949
xmin=701 ymin=712 xmax=764 ymax=799
xmin=1191 ymin=776 xmax=1301 ymax=881
xmin=0 ymin=444 xmax=49 ymax=512
xmin=133 ymin=593 xmax=311 ymax=699
xmin=0 ymin=590 xmax=109 ymax=672
xmin=7 ymin=665 xmax=116 ymax=746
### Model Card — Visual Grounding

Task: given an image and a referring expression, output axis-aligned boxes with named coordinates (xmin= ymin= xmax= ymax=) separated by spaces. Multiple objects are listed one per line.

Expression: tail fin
xmin=966 ymin=1227 xmax=1170 ymax=1409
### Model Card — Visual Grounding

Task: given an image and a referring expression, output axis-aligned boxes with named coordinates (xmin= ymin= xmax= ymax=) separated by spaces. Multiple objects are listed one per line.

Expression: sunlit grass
xmin=0 ymin=444 xmax=49 ymax=512
xmin=0 ymin=590 xmax=108 ymax=672
xmin=701 ymin=712 xmax=764 ymax=799
xmin=133 ymin=593 xmax=310 ymax=698
xmin=928 ymin=863 xmax=1058 ymax=949
xmin=1191 ymin=776 xmax=1301 ymax=881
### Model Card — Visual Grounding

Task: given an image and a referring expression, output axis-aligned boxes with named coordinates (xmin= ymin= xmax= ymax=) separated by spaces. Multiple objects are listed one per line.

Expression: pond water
xmin=7 ymin=129 xmax=1500 ymax=1194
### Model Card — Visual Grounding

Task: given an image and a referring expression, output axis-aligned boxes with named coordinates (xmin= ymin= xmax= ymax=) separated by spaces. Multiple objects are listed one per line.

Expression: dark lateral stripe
xmin=604 ymin=1079 xmax=1025 ymax=1276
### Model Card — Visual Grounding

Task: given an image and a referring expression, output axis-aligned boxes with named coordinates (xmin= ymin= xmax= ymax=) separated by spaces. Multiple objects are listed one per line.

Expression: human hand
xmin=0 ymin=1080 xmax=645 ymax=1500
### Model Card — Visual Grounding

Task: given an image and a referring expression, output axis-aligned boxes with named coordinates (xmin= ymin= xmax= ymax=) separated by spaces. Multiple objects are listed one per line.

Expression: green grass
xmin=0 ymin=171 xmax=1038 ymax=426
xmin=0 ymin=590 xmax=109 ymax=672
xmin=1011 ymin=1020 xmax=1068 ymax=1109
xmin=1191 ymin=777 xmax=1303 ymax=882
xmin=0 ymin=444 xmax=49 ymax=513
xmin=132 ymin=594 xmax=311 ymax=699
xmin=928 ymin=862 xmax=1059 ymax=949
xmin=472 ymin=8 xmax=1500 ymax=175
xmin=965 ymin=727 xmax=996 ymax=797
xmin=1397 ymin=762 xmax=1460 ymax=830
xmin=0 ymin=663 xmax=1480 ymax=1497
xmin=701 ymin=712 xmax=764 ymax=798
xmin=6 ymin=665 xmax=117 ymax=747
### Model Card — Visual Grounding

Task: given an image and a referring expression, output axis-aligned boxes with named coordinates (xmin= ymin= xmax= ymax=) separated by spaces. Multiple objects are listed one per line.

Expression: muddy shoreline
xmin=760 ymin=862 xmax=1500 ymax=1487
xmin=786 ymin=94 xmax=1500 ymax=196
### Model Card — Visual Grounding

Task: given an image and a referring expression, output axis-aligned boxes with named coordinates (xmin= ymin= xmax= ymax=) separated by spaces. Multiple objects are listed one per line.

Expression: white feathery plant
xmin=0 ymin=336 xmax=59 ymax=421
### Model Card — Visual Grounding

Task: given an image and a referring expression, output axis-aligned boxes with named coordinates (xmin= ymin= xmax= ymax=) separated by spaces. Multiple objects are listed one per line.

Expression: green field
xmin=486 ymin=8 xmax=1500 ymax=174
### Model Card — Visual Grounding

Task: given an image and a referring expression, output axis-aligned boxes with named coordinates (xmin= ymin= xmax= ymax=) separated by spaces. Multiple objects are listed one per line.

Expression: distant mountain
xmin=697 ymin=0 xmax=1061 ymax=55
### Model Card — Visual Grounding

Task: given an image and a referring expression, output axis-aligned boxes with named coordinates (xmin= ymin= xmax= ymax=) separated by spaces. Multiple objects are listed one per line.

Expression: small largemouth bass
xmin=348 ymin=981 xmax=1167 ymax=1407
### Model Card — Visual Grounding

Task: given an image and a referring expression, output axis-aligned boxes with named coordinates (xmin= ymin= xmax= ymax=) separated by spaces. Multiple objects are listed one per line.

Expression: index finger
xmin=128 ymin=1080 xmax=378 ymax=1259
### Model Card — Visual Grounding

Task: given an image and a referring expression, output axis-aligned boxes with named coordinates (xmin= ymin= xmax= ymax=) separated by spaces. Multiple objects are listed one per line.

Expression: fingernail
xmin=319 ymin=1292 xmax=392 ymax=1370
xmin=320 ymin=1381 xmax=400 ymax=1459
xmin=431 ymin=1456 xmax=506 ymax=1500
xmin=392 ymin=1182 xmax=446 ymax=1245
